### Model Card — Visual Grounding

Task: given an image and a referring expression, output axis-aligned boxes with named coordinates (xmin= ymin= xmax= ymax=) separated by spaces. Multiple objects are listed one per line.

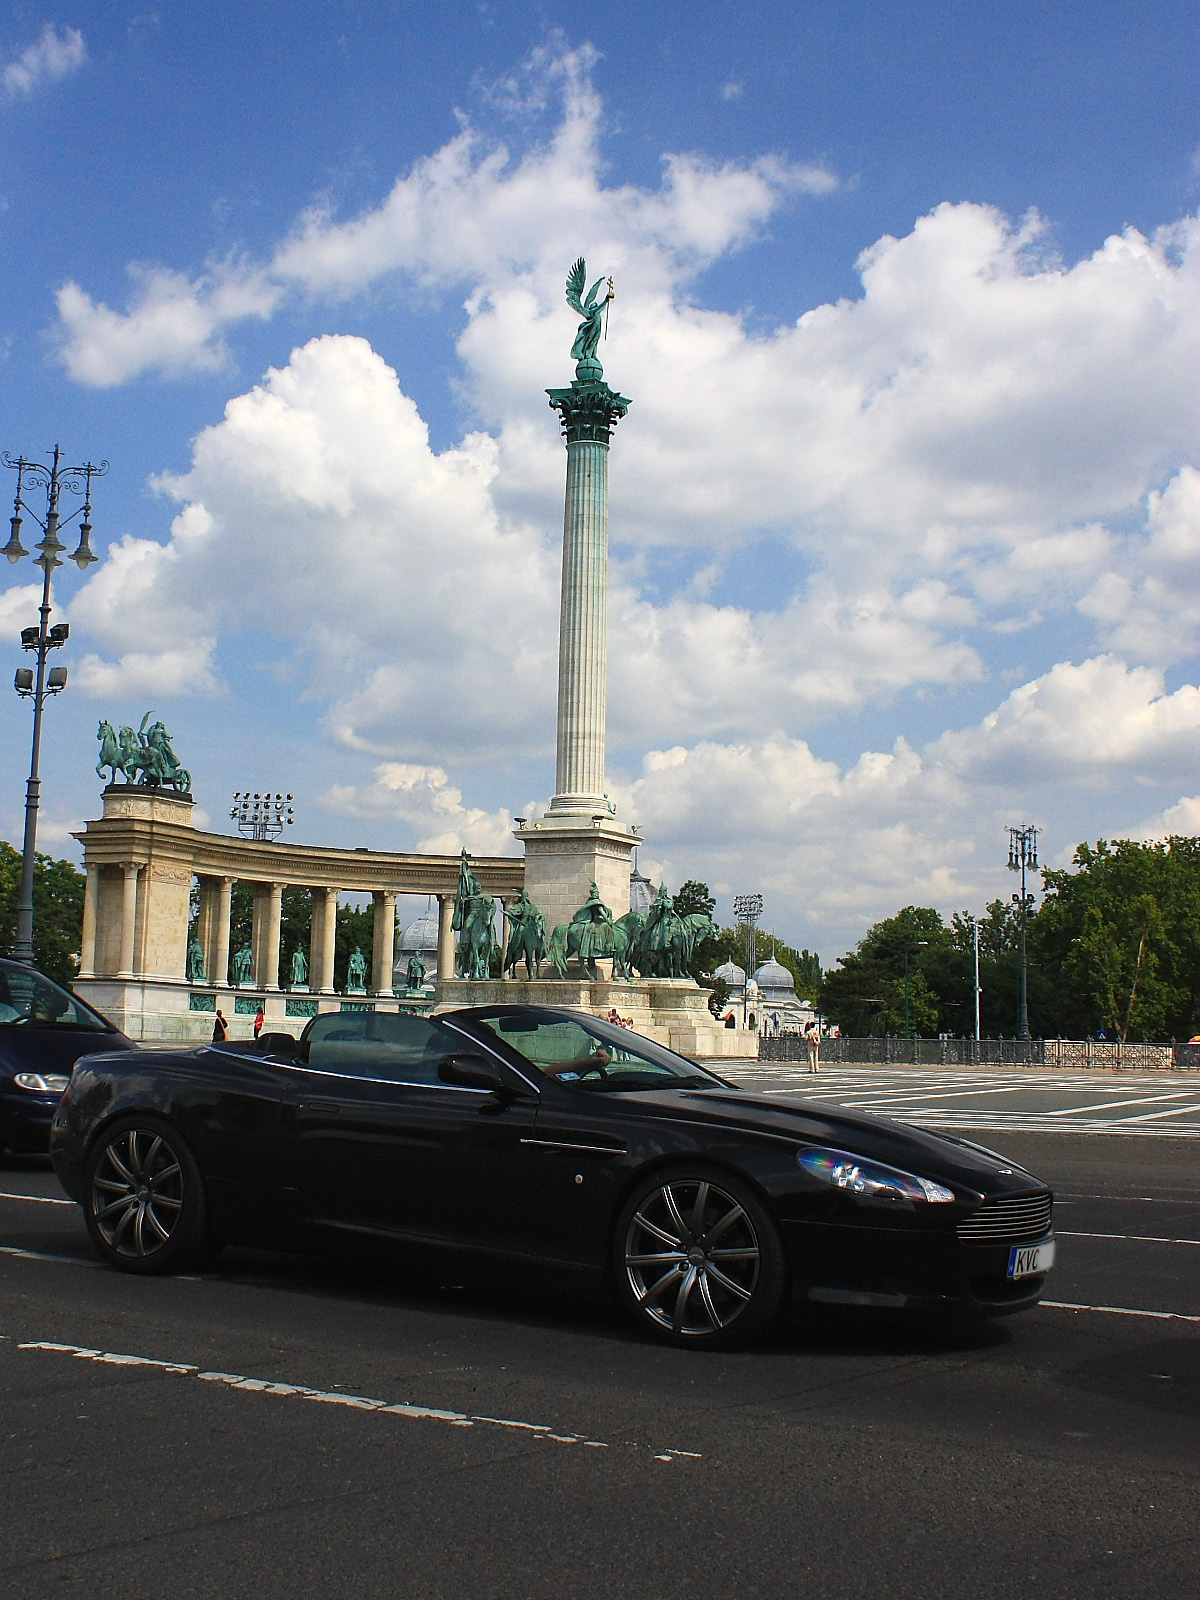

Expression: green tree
xmin=0 ymin=841 xmax=86 ymax=987
xmin=821 ymin=906 xmax=952 ymax=1037
xmin=1033 ymin=838 xmax=1200 ymax=1039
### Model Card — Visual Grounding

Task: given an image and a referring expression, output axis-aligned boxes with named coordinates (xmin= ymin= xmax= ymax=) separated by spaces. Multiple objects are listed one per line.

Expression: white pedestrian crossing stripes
xmin=718 ymin=1065 xmax=1200 ymax=1138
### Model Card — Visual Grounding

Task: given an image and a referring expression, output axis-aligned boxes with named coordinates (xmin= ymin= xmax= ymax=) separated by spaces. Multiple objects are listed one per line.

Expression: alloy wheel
xmin=623 ymin=1178 xmax=761 ymax=1337
xmin=89 ymin=1127 xmax=185 ymax=1260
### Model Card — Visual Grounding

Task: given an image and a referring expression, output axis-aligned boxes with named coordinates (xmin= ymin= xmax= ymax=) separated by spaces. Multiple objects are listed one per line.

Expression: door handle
xmin=299 ymin=1100 xmax=341 ymax=1114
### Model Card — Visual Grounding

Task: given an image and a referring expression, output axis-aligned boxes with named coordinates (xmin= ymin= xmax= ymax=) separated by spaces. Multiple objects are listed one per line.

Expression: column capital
xmin=546 ymin=377 xmax=630 ymax=445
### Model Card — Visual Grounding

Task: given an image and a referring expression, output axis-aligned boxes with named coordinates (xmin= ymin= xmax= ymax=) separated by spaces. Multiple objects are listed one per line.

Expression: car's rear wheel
xmin=614 ymin=1168 xmax=789 ymax=1349
xmin=83 ymin=1117 xmax=210 ymax=1274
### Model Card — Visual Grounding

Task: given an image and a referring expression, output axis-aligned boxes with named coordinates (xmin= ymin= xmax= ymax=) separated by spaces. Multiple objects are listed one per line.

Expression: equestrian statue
xmin=96 ymin=713 xmax=191 ymax=793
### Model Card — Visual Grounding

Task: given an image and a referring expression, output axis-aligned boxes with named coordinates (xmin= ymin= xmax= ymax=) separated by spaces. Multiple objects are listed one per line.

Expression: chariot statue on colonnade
xmin=96 ymin=713 xmax=191 ymax=793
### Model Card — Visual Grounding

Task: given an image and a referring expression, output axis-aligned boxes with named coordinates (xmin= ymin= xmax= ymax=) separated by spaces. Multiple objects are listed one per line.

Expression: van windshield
xmin=0 ymin=963 xmax=113 ymax=1031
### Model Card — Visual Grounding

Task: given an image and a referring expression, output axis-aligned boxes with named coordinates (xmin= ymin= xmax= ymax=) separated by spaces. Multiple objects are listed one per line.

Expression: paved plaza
xmin=721 ymin=1063 xmax=1200 ymax=1138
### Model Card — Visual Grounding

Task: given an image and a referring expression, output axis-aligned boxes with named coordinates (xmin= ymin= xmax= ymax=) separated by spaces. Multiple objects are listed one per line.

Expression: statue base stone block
xmin=433 ymin=976 xmax=758 ymax=1059
xmin=515 ymin=813 xmax=638 ymax=939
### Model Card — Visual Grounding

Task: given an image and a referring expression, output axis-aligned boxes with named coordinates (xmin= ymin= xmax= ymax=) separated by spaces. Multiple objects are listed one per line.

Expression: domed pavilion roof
xmin=753 ymin=957 xmax=797 ymax=999
xmin=713 ymin=960 xmax=746 ymax=988
xmin=400 ymin=906 xmax=439 ymax=953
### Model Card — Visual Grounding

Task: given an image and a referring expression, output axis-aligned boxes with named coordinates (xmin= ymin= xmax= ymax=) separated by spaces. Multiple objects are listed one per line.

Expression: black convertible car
xmin=51 ymin=1005 xmax=1055 ymax=1348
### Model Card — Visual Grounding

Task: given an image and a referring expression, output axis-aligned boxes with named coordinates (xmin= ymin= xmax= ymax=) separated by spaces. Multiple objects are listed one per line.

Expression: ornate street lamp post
xmin=4 ymin=446 xmax=106 ymax=964
xmin=1007 ymin=824 xmax=1040 ymax=1042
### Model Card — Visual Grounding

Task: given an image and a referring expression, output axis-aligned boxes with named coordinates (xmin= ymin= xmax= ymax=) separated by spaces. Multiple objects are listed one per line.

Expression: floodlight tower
xmin=231 ymin=792 xmax=295 ymax=842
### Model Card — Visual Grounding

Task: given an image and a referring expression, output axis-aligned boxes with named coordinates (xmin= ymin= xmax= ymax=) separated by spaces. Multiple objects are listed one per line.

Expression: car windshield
xmin=0 ymin=963 xmax=112 ymax=1031
xmin=475 ymin=1011 xmax=722 ymax=1092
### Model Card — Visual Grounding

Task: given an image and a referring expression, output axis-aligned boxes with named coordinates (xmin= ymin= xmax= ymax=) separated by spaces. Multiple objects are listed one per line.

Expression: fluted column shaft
xmin=78 ymin=865 xmax=99 ymax=978
xmin=554 ymin=437 xmax=609 ymax=806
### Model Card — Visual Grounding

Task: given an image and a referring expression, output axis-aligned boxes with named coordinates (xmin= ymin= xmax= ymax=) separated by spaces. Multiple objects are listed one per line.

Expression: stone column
xmin=545 ymin=372 xmax=629 ymax=814
xmin=311 ymin=887 xmax=339 ymax=993
xmin=118 ymin=864 xmax=140 ymax=977
xmin=437 ymin=894 xmax=456 ymax=982
xmin=372 ymin=891 xmax=397 ymax=996
xmin=78 ymin=865 xmax=100 ymax=978
xmin=263 ymin=883 xmax=284 ymax=990
xmin=212 ymin=877 xmax=233 ymax=988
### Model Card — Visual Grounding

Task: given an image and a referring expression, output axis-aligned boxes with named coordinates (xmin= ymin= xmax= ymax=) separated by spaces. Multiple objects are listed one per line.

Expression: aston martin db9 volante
xmin=50 ymin=1005 xmax=1055 ymax=1347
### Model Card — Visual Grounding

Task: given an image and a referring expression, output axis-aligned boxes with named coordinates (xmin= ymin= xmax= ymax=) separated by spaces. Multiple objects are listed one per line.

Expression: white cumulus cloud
xmin=3 ymin=23 xmax=85 ymax=97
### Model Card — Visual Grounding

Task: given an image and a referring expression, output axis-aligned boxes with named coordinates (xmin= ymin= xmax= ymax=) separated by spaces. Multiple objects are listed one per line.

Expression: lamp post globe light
xmin=4 ymin=446 xmax=107 ymax=965
xmin=1007 ymin=824 xmax=1040 ymax=1042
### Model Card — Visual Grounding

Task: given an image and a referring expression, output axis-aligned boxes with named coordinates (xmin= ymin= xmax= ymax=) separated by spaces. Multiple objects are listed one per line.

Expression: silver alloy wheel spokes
xmin=91 ymin=1129 xmax=184 ymax=1258
xmin=624 ymin=1179 xmax=761 ymax=1336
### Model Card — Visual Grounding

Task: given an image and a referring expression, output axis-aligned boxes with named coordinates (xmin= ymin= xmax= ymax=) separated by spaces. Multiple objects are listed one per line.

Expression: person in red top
xmin=253 ymin=1006 xmax=264 ymax=1039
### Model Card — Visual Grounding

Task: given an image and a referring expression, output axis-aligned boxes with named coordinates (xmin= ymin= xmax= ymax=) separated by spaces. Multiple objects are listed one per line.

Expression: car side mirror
xmin=439 ymin=1053 xmax=506 ymax=1092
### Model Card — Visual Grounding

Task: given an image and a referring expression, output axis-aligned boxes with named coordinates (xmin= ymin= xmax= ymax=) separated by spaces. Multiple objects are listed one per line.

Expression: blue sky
xmin=1 ymin=2 xmax=1198 ymax=960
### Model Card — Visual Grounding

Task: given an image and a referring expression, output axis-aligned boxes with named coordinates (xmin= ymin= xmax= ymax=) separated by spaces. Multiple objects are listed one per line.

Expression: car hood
xmin=0 ymin=1028 xmax=136 ymax=1079
xmin=625 ymin=1085 xmax=1044 ymax=1194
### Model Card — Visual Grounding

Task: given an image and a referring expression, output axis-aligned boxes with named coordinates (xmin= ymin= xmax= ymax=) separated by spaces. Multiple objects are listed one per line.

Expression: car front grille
xmin=956 ymin=1192 xmax=1052 ymax=1244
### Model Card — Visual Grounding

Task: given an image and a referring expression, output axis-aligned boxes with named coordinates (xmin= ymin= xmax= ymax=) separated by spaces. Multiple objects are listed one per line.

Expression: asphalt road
xmin=1 ymin=1071 xmax=1197 ymax=1600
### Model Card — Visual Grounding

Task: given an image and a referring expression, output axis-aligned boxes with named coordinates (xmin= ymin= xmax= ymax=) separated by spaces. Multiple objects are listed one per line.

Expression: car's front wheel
xmin=83 ymin=1117 xmax=210 ymax=1274
xmin=614 ymin=1168 xmax=789 ymax=1349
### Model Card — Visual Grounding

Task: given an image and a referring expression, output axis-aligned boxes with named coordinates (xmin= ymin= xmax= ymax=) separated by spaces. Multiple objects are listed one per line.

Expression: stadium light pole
xmin=732 ymin=892 xmax=763 ymax=1028
xmin=4 ymin=446 xmax=106 ymax=964
xmin=1007 ymin=824 xmax=1040 ymax=1042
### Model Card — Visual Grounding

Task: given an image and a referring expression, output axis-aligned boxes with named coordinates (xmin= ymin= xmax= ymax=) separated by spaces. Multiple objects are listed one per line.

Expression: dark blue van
xmin=0 ymin=958 xmax=135 ymax=1155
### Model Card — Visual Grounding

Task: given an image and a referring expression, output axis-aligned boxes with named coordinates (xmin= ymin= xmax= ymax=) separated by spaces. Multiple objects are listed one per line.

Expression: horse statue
xmin=546 ymin=881 xmax=618 ymax=980
xmin=95 ymin=713 xmax=191 ymax=792
xmin=452 ymin=849 xmax=497 ymax=981
xmin=503 ymin=890 xmax=547 ymax=980
xmin=638 ymin=884 xmax=715 ymax=979
xmin=96 ymin=721 xmax=127 ymax=784
xmin=611 ymin=910 xmax=646 ymax=981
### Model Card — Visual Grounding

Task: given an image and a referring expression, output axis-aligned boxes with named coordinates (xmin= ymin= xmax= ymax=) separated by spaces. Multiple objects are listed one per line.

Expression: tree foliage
xmin=1032 ymin=837 xmax=1200 ymax=1040
xmin=818 ymin=837 xmax=1200 ymax=1040
xmin=0 ymin=841 xmax=86 ymax=987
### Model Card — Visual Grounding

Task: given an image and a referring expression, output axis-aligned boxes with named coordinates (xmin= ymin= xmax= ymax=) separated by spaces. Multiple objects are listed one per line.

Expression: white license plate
xmin=1008 ymin=1239 xmax=1055 ymax=1279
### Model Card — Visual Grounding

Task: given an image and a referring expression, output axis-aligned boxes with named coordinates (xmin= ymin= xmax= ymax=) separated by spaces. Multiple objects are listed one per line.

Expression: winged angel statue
xmin=566 ymin=257 xmax=614 ymax=372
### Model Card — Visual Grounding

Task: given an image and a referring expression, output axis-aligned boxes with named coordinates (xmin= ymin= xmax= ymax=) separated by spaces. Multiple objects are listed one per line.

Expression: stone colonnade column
xmin=436 ymin=894 xmax=456 ymax=982
xmin=372 ymin=891 xmax=397 ymax=996
xmin=78 ymin=865 xmax=100 ymax=978
xmin=263 ymin=883 xmax=284 ymax=990
xmin=118 ymin=864 xmax=140 ymax=977
xmin=212 ymin=878 xmax=233 ymax=987
xmin=310 ymin=887 xmax=339 ymax=993
xmin=545 ymin=369 xmax=629 ymax=813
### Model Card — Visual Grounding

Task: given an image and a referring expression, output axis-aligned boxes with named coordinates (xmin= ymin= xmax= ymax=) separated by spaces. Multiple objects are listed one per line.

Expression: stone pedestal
xmin=515 ymin=812 xmax=639 ymax=937
xmin=434 ymin=976 xmax=757 ymax=1060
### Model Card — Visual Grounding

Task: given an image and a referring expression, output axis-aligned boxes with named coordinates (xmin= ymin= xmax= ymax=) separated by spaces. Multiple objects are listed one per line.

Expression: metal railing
xmin=757 ymin=1034 xmax=1200 ymax=1071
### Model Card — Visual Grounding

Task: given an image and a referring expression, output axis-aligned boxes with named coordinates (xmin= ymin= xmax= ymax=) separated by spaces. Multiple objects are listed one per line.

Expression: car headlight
xmin=798 ymin=1147 xmax=955 ymax=1204
xmin=13 ymin=1073 xmax=71 ymax=1093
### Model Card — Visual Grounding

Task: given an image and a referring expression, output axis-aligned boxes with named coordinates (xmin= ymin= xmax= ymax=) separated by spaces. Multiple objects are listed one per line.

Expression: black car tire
xmin=83 ymin=1116 xmax=211 ymax=1275
xmin=614 ymin=1166 xmax=789 ymax=1349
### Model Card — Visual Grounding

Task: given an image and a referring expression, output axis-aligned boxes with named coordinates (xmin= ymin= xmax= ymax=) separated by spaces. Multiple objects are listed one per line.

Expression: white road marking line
xmin=1041 ymin=1301 xmax=1200 ymax=1324
xmin=1107 ymin=1101 xmax=1200 ymax=1125
xmin=0 ymin=1192 xmax=75 ymax=1206
xmin=13 ymin=1341 xmax=697 ymax=1460
xmin=0 ymin=1244 xmax=103 ymax=1268
xmin=1058 ymin=1230 xmax=1200 ymax=1246
xmin=1045 ymin=1092 xmax=1197 ymax=1117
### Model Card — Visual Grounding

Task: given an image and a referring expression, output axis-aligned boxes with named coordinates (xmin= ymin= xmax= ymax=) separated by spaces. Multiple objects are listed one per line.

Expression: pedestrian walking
xmin=253 ymin=1006 xmax=265 ymax=1040
xmin=805 ymin=1024 xmax=820 ymax=1074
xmin=212 ymin=1008 xmax=228 ymax=1043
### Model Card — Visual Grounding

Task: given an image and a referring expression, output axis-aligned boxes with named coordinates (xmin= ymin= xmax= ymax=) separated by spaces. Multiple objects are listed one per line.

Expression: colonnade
xmin=78 ymin=866 xmax=461 ymax=995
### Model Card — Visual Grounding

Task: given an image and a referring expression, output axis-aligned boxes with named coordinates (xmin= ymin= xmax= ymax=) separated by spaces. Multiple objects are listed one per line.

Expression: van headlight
xmin=13 ymin=1073 xmax=71 ymax=1093
xmin=798 ymin=1147 xmax=955 ymax=1204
